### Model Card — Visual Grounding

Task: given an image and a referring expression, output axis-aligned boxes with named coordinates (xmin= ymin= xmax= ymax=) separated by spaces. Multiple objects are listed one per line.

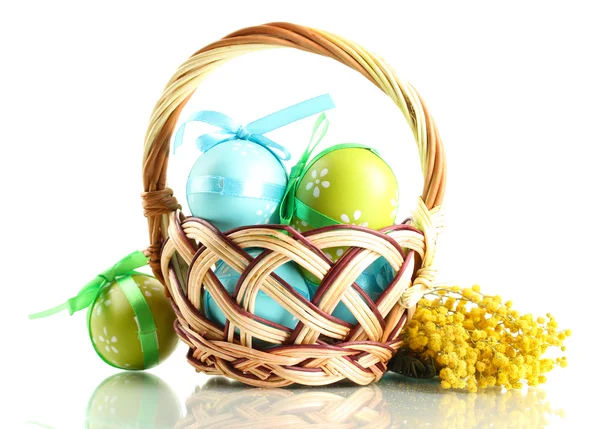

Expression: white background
xmin=2 ymin=1 xmax=599 ymax=427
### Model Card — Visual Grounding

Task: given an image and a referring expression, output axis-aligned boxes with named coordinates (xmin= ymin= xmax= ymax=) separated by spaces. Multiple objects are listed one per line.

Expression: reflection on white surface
xmin=176 ymin=374 xmax=565 ymax=429
xmin=27 ymin=371 xmax=564 ymax=428
xmin=86 ymin=372 xmax=181 ymax=429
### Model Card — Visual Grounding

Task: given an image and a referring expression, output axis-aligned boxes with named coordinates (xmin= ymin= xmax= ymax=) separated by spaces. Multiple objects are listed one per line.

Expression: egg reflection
xmin=86 ymin=372 xmax=181 ymax=429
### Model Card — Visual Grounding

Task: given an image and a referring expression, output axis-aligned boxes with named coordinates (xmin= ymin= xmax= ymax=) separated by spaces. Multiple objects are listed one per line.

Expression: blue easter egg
xmin=204 ymin=250 xmax=310 ymax=335
xmin=187 ymin=140 xmax=288 ymax=231
xmin=307 ymin=257 xmax=395 ymax=325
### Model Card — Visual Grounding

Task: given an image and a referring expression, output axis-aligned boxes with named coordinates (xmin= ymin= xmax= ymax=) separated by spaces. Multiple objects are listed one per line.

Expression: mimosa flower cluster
xmin=397 ymin=285 xmax=569 ymax=392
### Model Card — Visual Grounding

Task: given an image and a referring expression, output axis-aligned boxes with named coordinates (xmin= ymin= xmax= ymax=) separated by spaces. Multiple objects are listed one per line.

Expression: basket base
xmin=175 ymin=311 xmax=408 ymax=387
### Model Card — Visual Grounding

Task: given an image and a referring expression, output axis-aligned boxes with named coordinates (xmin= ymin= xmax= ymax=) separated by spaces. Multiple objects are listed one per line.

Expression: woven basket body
xmin=141 ymin=23 xmax=446 ymax=387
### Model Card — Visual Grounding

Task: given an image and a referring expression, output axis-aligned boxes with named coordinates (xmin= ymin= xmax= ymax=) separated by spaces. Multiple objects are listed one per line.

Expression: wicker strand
xmin=399 ymin=198 xmax=444 ymax=309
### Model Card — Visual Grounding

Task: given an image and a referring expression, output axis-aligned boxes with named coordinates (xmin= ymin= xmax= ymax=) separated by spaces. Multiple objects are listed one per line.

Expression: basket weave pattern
xmin=141 ymin=23 xmax=446 ymax=386
xmin=176 ymin=382 xmax=392 ymax=428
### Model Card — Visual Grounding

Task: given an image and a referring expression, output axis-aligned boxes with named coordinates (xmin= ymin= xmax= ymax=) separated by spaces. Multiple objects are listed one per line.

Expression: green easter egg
xmin=89 ymin=275 xmax=178 ymax=370
xmin=86 ymin=372 xmax=181 ymax=429
xmin=292 ymin=147 xmax=399 ymax=283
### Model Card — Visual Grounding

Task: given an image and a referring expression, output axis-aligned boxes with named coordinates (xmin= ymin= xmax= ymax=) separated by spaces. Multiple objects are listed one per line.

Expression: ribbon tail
xmin=247 ymin=93 xmax=335 ymax=161
xmin=247 ymin=94 xmax=335 ymax=135
xmin=307 ymin=113 xmax=330 ymax=152
xmin=29 ymin=250 xmax=150 ymax=320
xmin=172 ymin=121 xmax=187 ymax=154
xmin=28 ymin=288 xmax=102 ymax=319
xmin=173 ymin=110 xmax=241 ymax=154
xmin=196 ymin=131 xmax=236 ymax=153
xmin=28 ymin=302 xmax=70 ymax=320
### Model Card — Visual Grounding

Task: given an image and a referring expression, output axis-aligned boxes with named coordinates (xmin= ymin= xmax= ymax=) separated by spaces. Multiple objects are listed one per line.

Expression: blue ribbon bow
xmin=173 ymin=94 xmax=336 ymax=160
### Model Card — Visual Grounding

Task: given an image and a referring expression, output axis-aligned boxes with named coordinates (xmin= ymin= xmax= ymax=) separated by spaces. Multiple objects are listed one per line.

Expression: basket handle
xmin=141 ymin=22 xmax=447 ymax=279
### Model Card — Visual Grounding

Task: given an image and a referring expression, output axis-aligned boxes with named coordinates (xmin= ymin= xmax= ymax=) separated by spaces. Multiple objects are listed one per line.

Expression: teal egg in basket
xmin=307 ymin=257 xmax=395 ymax=325
xmin=204 ymin=249 xmax=311 ymax=344
xmin=187 ymin=141 xmax=287 ymax=231
xmin=178 ymin=94 xmax=336 ymax=232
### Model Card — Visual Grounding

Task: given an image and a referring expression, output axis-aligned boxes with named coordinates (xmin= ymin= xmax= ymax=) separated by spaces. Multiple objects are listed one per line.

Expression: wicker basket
xmin=141 ymin=22 xmax=446 ymax=387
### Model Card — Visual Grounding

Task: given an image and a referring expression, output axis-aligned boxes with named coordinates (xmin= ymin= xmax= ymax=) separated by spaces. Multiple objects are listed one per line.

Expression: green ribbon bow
xmin=29 ymin=251 xmax=160 ymax=369
xmin=280 ymin=113 xmax=330 ymax=225
xmin=279 ymin=113 xmax=380 ymax=228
